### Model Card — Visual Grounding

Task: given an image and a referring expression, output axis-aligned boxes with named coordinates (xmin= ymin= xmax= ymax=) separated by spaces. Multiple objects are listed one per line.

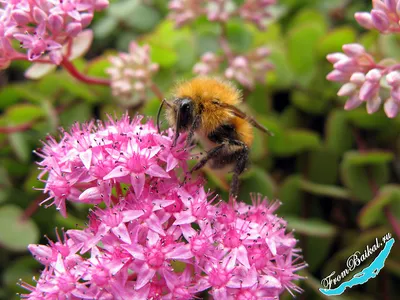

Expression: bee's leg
xmin=190 ymin=143 xmax=225 ymax=173
xmin=230 ymin=143 xmax=249 ymax=198
xmin=185 ymin=115 xmax=201 ymax=148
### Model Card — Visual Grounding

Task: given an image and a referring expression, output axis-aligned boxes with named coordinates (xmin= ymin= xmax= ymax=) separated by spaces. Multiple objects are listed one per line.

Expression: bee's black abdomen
xmin=208 ymin=124 xmax=238 ymax=144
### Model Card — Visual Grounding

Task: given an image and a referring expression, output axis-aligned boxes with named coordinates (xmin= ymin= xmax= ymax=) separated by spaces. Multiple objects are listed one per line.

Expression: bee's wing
xmin=218 ymin=103 xmax=274 ymax=136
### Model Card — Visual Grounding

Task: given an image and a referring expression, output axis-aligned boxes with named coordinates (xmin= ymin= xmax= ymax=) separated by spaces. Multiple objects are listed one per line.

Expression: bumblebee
xmin=157 ymin=77 xmax=272 ymax=197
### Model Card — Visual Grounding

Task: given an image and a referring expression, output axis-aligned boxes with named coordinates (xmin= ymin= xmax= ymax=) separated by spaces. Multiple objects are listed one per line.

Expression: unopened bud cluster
xmin=355 ymin=0 xmax=400 ymax=33
xmin=106 ymin=42 xmax=159 ymax=106
xmin=327 ymin=15 xmax=400 ymax=118
xmin=168 ymin=0 xmax=276 ymax=29
xmin=194 ymin=47 xmax=272 ymax=89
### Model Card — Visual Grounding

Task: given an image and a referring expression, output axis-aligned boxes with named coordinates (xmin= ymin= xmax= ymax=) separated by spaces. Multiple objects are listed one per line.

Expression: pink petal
xmin=79 ymin=148 xmax=92 ymax=169
xmin=237 ymin=245 xmax=250 ymax=269
xmin=104 ymin=166 xmax=130 ymax=180
xmin=145 ymin=164 xmax=170 ymax=178
xmin=146 ymin=213 xmax=165 ymax=236
xmin=266 ymin=237 xmax=277 ymax=256
xmin=173 ymin=211 xmax=197 ymax=225
xmin=28 ymin=244 xmax=52 ymax=265
xmin=166 ymin=154 xmax=178 ymax=172
xmin=130 ymin=173 xmax=145 ymax=197
xmin=166 ymin=244 xmax=193 ymax=260
xmin=13 ymin=33 xmax=32 ymax=45
xmin=121 ymin=244 xmax=145 ymax=260
xmin=46 ymin=40 xmax=62 ymax=51
xmin=122 ymin=210 xmax=144 ymax=222
xmin=111 ymin=222 xmax=131 ymax=244
xmin=135 ymin=267 xmax=156 ymax=290
xmin=78 ymin=186 xmax=102 ymax=203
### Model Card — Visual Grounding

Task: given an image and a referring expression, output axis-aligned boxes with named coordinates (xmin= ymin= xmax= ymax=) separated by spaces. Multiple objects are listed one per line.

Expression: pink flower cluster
xmin=194 ymin=47 xmax=273 ymax=89
xmin=327 ymin=1 xmax=400 ymax=118
xmin=327 ymin=43 xmax=400 ymax=118
xmin=355 ymin=0 xmax=400 ymax=33
xmin=106 ymin=42 xmax=159 ymax=106
xmin=0 ymin=0 xmax=109 ymax=69
xmin=21 ymin=114 xmax=306 ymax=299
xmin=168 ymin=0 xmax=276 ymax=29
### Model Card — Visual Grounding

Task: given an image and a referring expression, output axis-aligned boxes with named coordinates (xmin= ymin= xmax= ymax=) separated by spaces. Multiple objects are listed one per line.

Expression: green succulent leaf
xmin=0 ymin=205 xmax=39 ymax=251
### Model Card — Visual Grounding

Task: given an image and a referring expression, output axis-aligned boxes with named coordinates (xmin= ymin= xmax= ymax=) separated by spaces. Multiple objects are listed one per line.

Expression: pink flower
xmin=0 ymin=0 xmax=108 ymax=65
xmin=355 ymin=0 xmax=400 ymax=33
xmin=326 ymin=43 xmax=400 ymax=118
xmin=21 ymin=114 xmax=306 ymax=299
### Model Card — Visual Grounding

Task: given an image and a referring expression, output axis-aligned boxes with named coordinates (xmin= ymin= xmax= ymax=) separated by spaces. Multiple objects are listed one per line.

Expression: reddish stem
xmin=384 ymin=206 xmax=400 ymax=241
xmin=150 ymin=83 xmax=165 ymax=102
xmin=21 ymin=194 xmax=47 ymax=221
xmin=61 ymin=58 xmax=110 ymax=86
xmin=219 ymin=22 xmax=234 ymax=62
xmin=0 ymin=122 xmax=35 ymax=134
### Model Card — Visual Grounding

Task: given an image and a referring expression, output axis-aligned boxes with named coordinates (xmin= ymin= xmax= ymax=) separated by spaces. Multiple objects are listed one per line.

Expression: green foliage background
xmin=1 ymin=0 xmax=400 ymax=299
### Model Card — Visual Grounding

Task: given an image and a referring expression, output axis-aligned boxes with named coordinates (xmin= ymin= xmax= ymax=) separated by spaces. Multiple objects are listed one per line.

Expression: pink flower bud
xmin=354 ymin=12 xmax=374 ymax=29
xmin=11 ymin=9 xmax=31 ymax=25
xmin=326 ymin=70 xmax=348 ymax=82
xmin=342 ymin=44 xmax=365 ymax=57
xmin=390 ymin=86 xmax=400 ymax=102
xmin=350 ymin=72 xmax=366 ymax=85
xmin=33 ymin=7 xmax=47 ymax=23
xmin=359 ymin=80 xmax=380 ymax=101
xmin=384 ymin=97 xmax=399 ymax=118
xmin=48 ymin=14 xmax=64 ymax=33
xmin=225 ymin=68 xmax=234 ymax=78
xmin=95 ymin=0 xmax=109 ymax=10
xmin=80 ymin=13 xmax=93 ymax=28
xmin=338 ymin=83 xmax=357 ymax=96
xmin=365 ymin=68 xmax=382 ymax=81
xmin=397 ymin=0 xmax=400 ymax=15
xmin=384 ymin=0 xmax=397 ymax=11
xmin=371 ymin=9 xmax=390 ymax=32
xmin=366 ymin=96 xmax=382 ymax=114
xmin=386 ymin=71 xmax=400 ymax=86
xmin=232 ymin=56 xmax=248 ymax=68
xmin=255 ymin=47 xmax=270 ymax=57
xmin=326 ymin=53 xmax=347 ymax=64
xmin=66 ymin=22 xmax=82 ymax=37
xmin=202 ymin=52 xmax=217 ymax=62
xmin=344 ymin=95 xmax=363 ymax=110
xmin=334 ymin=58 xmax=358 ymax=72
xmin=134 ymin=81 xmax=145 ymax=91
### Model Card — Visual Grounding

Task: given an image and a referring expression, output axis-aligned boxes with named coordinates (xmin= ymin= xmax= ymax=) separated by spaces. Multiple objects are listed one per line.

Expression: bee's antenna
xmin=157 ymin=99 xmax=166 ymax=133
xmin=172 ymin=106 xmax=181 ymax=147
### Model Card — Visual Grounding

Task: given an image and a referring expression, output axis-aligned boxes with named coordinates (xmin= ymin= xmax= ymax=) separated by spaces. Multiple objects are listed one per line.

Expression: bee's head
xmin=172 ymin=97 xmax=194 ymax=146
xmin=175 ymin=98 xmax=194 ymax=130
